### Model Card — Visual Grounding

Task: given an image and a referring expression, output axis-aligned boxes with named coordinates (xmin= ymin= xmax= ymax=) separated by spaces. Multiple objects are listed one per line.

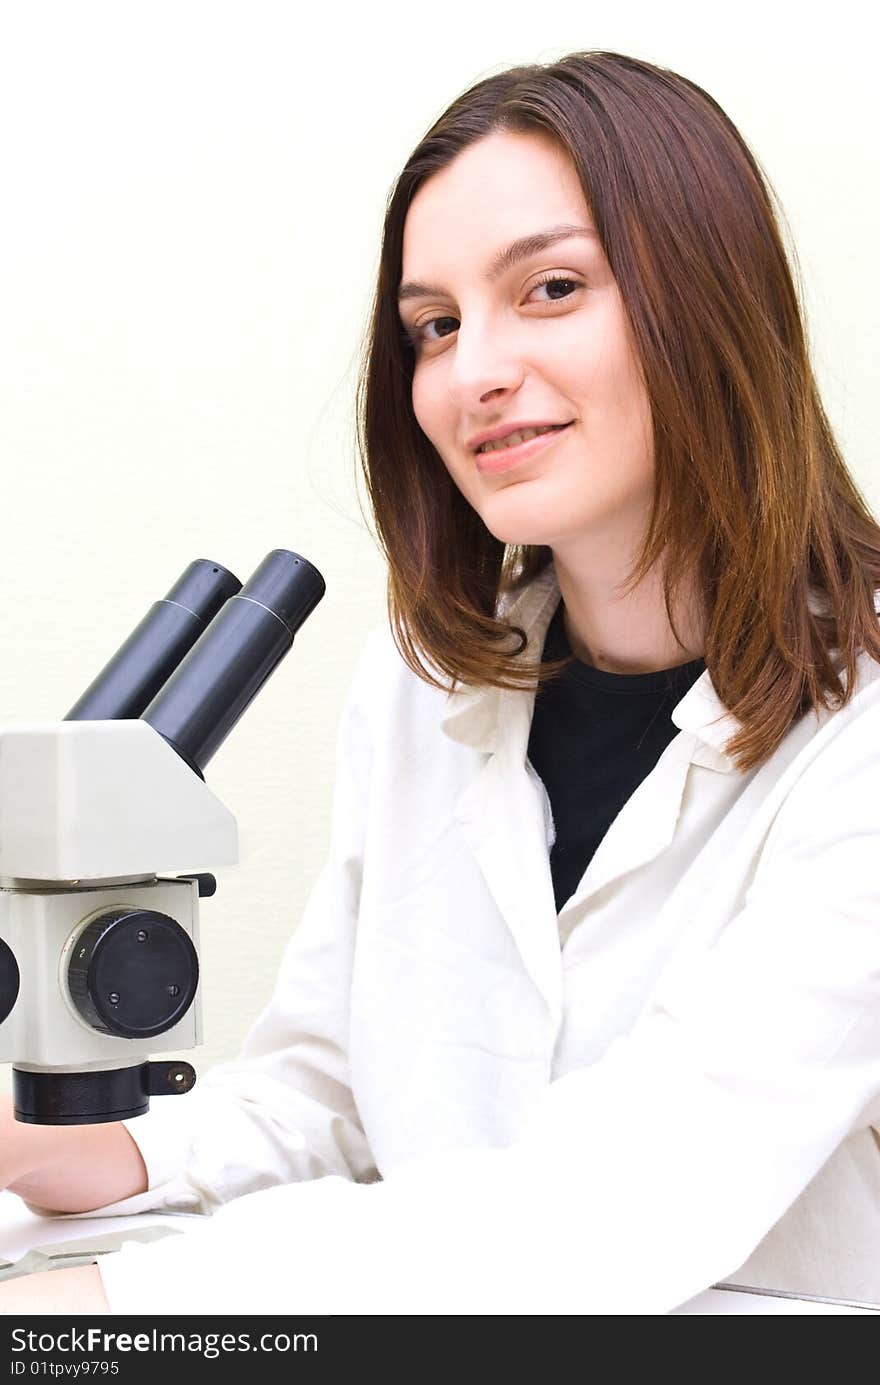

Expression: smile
xmin=477 ymin=423 xmax=565 ymax=454
xmin=475 ymin=422 xmax=573 ymax=475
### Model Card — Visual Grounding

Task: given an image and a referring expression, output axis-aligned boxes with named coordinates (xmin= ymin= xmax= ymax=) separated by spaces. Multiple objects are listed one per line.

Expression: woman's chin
xmin=483 ymin=518 xmax=560 ymax=549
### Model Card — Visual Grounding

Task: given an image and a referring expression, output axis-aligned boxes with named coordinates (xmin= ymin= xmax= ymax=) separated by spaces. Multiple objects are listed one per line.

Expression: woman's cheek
xmin=411 ymin=376 xmax=440 ymax=447
xmin=413 ymin=381 xmax=455 ymax=463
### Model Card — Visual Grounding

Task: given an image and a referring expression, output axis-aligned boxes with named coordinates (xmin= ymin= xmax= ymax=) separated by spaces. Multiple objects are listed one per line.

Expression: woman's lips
xmin=474 ymin=423 xmax=573 ymax=475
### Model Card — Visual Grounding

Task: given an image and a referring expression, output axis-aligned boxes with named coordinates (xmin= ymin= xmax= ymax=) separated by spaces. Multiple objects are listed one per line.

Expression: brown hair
xmin=356 ymin=50 xmax=880 ymax=773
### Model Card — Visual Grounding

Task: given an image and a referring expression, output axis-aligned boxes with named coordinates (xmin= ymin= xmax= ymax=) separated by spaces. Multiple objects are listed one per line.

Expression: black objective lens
xmin=65 ymin=560 xmax=242 ymax=721
xmin=142 ymin=550 xmax=325 ymax=776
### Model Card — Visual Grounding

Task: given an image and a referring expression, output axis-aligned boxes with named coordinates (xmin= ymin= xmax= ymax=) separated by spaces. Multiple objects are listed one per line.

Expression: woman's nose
xmin=446 ymin=321 xmax=525 ymax=407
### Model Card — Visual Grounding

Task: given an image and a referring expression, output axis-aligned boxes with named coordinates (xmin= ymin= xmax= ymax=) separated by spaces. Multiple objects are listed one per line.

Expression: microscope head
xmin=0 ymin=549 xmax=324 ymax=1125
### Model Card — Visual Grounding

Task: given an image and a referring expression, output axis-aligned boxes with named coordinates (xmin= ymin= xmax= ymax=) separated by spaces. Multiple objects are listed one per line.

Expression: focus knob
xmin=0 ymin=938 xmax=19 ymax=1024
xmin=67 ymin=909 xmax=198 ymax=1039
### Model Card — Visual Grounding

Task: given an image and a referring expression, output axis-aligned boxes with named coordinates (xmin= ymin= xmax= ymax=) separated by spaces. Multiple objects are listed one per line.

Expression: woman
xmin=2 ymin=49 xmax=880 ymax=1316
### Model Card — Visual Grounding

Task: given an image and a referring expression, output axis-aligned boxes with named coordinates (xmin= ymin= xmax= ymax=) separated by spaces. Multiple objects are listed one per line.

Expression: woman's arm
xmin=0 ymin=1094 xmax=148 ymax=1212
xmin=0 ymin=1266 xmax=108 ymax=1315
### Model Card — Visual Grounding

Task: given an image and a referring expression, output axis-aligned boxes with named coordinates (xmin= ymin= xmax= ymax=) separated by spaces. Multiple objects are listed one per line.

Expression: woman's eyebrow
xmin=397 ymin=224 xmax=598 ymax=302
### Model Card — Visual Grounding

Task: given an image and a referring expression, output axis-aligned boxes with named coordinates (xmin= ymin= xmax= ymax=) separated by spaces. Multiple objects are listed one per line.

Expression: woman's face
xmin=399 ymin=129 xmax=655 ymax=553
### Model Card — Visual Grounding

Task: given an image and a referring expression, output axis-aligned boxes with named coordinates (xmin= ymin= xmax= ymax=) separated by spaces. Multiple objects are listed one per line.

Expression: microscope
xmin=0 ymin=549 xmax=324 ymax=1126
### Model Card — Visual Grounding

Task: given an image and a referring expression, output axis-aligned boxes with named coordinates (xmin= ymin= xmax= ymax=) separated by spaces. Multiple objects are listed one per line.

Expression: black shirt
xmin=527 ymin=600 xmax=706 ymax=912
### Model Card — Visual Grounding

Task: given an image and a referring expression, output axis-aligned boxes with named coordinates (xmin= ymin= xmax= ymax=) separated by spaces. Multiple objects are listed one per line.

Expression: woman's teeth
xmin=478 ymin=424 xmax=563 ymax=454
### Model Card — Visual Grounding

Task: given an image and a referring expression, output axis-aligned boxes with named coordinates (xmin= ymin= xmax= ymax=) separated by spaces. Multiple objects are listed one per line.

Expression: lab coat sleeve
xmin=96 ymin=694 xmax=880 ymax=1313
xmin=64 ymin=629 xmax=383 ymax=1221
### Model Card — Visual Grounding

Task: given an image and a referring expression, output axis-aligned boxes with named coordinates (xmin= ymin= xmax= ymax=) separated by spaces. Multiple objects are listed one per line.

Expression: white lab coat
xmin=88 ymin=563 xmax=880 ymax=1314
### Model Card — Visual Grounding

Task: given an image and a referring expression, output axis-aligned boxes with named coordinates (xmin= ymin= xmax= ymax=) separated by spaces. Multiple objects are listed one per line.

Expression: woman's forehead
xmin=401 ymin=132 xmax=592 ymax=275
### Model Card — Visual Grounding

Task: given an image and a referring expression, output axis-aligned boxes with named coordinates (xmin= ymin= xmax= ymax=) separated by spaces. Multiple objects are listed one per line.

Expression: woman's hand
xmin=0 ymin=1264 xmax=109 ymax=1315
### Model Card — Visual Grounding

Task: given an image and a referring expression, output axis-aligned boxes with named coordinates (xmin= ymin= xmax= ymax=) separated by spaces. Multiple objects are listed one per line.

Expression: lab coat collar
xmin=440 ymin=561 xmax=741 ymax=773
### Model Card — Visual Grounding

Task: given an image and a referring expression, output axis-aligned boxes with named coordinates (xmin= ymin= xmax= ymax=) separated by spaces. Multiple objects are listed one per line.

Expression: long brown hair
xmin=356 ymin=50 xmax=880 ymax=773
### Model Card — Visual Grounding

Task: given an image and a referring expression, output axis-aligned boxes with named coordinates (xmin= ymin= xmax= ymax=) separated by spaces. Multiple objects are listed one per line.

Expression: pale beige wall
xmin=0 ymin=1 xmax=875 ymax=1082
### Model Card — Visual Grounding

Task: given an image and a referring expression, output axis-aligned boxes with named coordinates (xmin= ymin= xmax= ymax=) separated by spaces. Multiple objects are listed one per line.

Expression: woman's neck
xmin=552 ymin=553 xmax=706 ymax=675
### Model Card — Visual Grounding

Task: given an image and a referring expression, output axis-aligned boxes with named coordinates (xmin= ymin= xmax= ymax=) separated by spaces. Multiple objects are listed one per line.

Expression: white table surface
xmin=1 ymin=1191 xmax=875 ymax=1314
xmin=0 ymin=1189 xmax=194 ymax=1264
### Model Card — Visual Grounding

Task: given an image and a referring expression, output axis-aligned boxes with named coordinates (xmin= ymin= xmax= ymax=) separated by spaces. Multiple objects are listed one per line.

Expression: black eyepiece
xmin=65 ymin=560 xmax=241 ymax=721
xmin=141 ymin=550 xmax=325 ymax=776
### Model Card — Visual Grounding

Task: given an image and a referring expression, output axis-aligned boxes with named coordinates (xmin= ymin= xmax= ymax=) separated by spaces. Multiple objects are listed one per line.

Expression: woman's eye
xmin=530 ymin=275 xmax=581 ymax=302
xmin=418 ymin=316 xmax=459 ymax=345
xmin=406 ymin=276 xmax=583 ymax=351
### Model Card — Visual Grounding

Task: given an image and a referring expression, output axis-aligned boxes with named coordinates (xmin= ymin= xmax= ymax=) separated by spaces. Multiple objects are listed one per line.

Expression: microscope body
xmin=0 ymin=548 xmax=325 ymax=1124
xmin=0 ymin=720 xmax=237 ymax=1121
